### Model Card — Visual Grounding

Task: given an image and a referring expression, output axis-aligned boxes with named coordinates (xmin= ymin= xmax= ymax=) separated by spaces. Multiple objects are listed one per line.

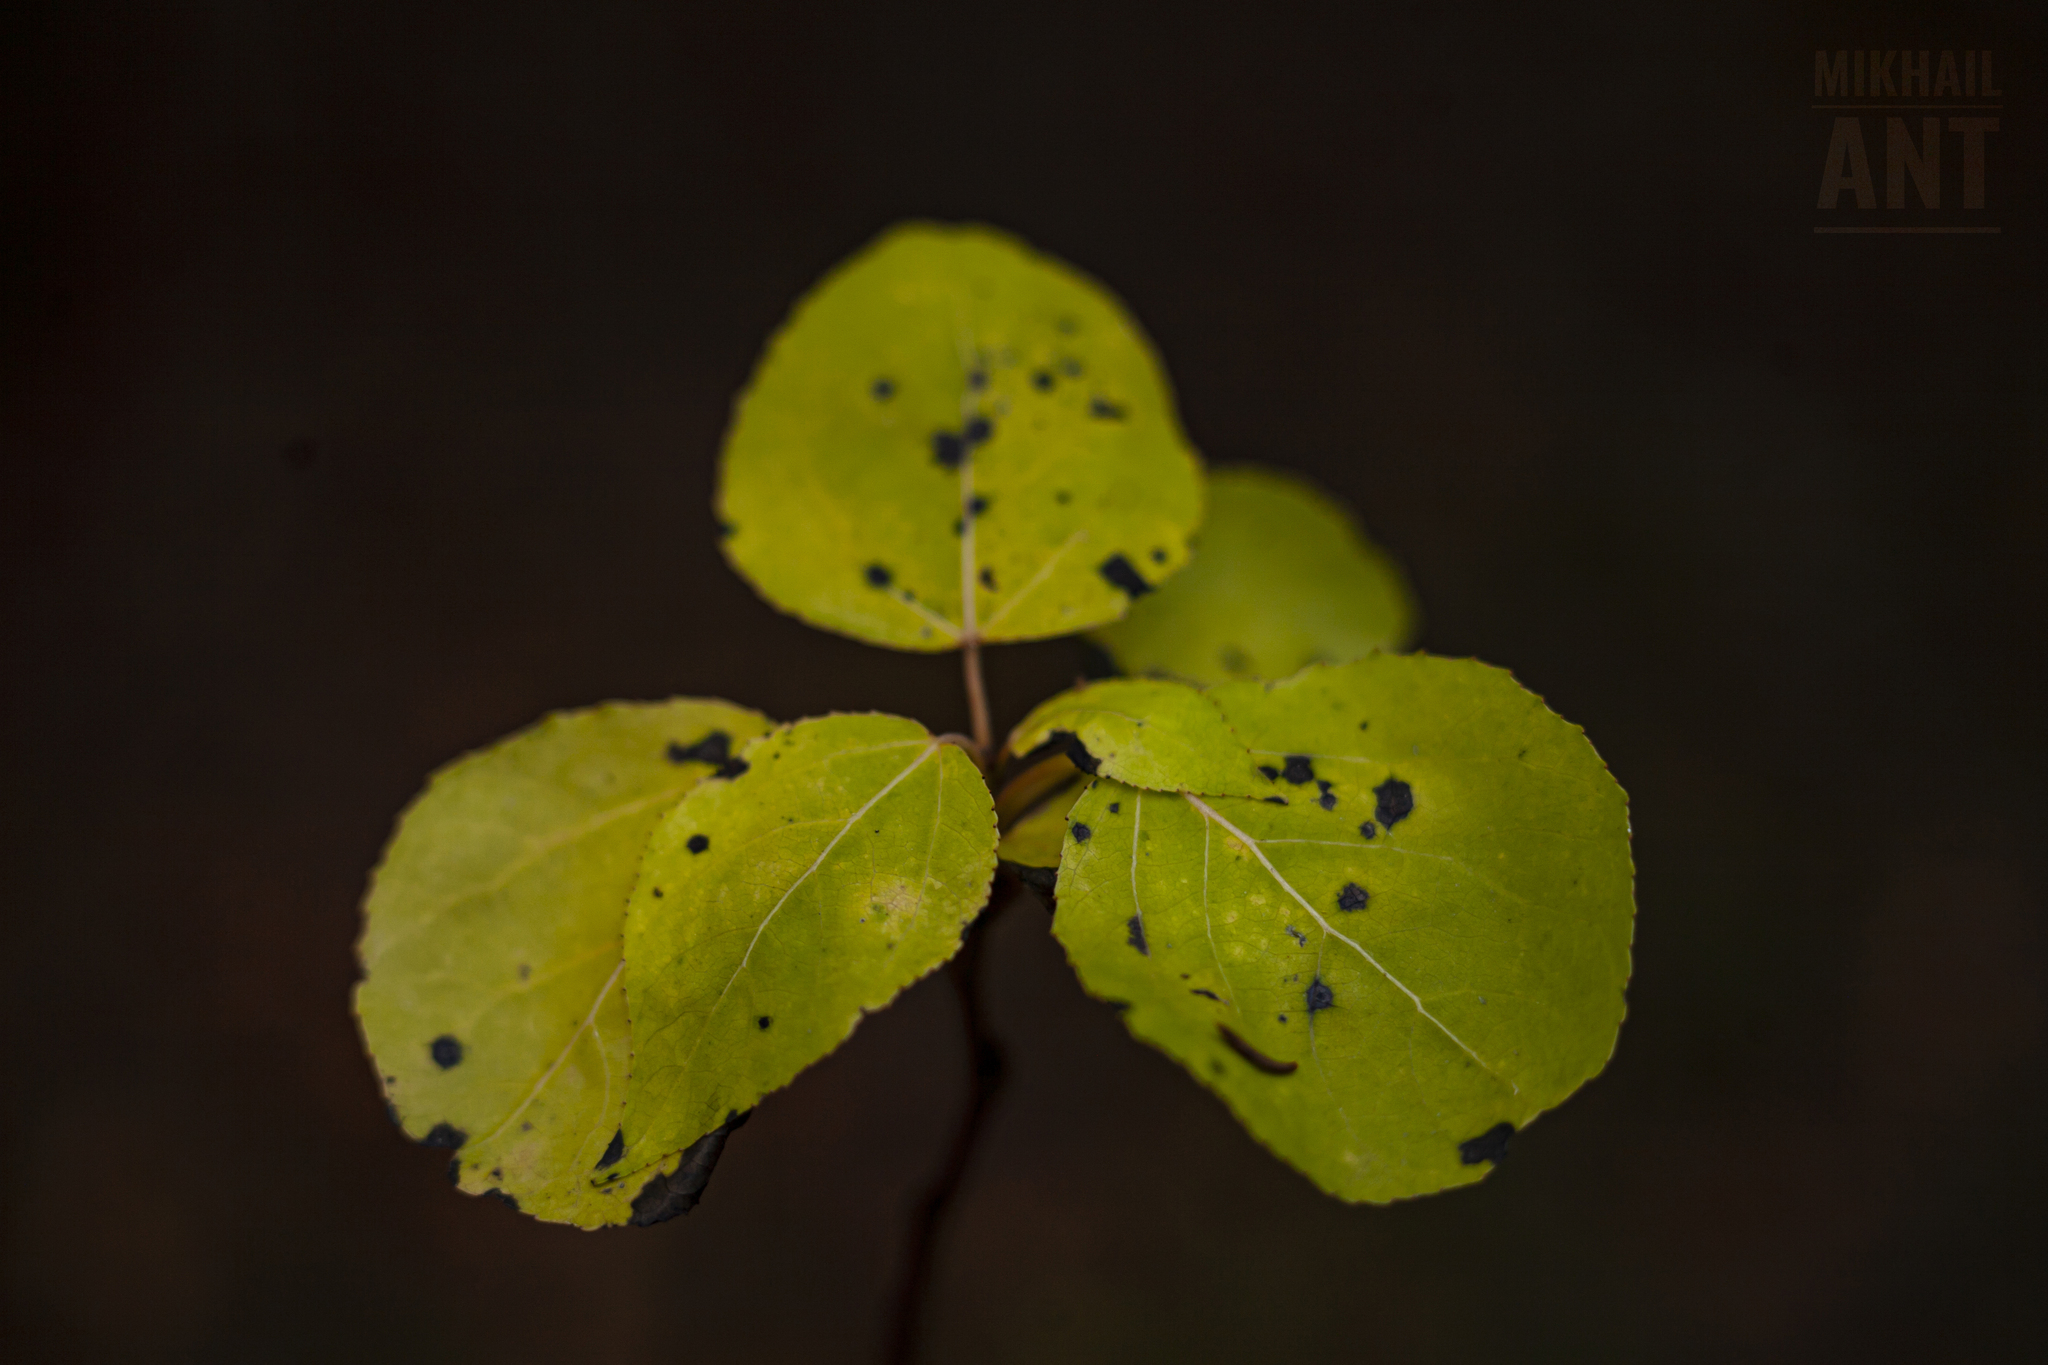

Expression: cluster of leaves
xmin=354 ymin=224 xmax=1635 ymax=1229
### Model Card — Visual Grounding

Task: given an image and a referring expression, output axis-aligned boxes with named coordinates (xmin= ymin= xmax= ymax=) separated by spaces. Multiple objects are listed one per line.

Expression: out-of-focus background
xmin=3 ymin=2 xmax=2042 ymax=1360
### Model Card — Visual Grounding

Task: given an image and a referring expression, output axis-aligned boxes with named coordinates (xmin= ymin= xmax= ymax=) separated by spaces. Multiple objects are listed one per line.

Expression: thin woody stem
xmin=881 ymin=882 xmax=1012 ymax=1364
xmin=960 ymin=636 xmax=993 ymax=767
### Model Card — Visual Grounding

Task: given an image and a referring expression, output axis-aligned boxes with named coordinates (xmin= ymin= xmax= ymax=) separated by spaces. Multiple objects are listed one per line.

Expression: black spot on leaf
xmin=1098 ymin=553 xmax=1152 ymax=597
xmin=668 ymin=731 xmax=732 ymax=766
xmin=687 ymin=834 xmax=709 ymax=855
xmin=1305 ymin=979 xmax=1335 ymax=1013
xmin=1374 ymin=777 xmax=1415 ymax=829
xmin=1258 ymin=765 xmax=1279 ymax=780
xmin=1150 ymin=547 xmax=1167 ymax=564
xmin=968 ymin=494 xmax=989 ymax=517
xmin=628 ymin=1111 xmax=749 ymax=1227
xmin=595 ymin=1129 xmax=625 ymax=1170
xmin=1054 ymin=489 xmax=1072 ymax=504
xmin=422 ymin=1122 xmax=467 ymax=1149
xmin=1358 ymin=821 xmax=1377 ymax=839
xmin=715 ymin=518 xmax=736 ymax=539
xmin=1126 ymin=915 xmax=1149 ymax=954
xmin=1337 ymin=882 xmax=1370 ymax=911
xmin=1281 ymin=755 xmax=1315 ymax=785
xmin=716 ymin=757 xmax=749 ymax=780
xmin=932 ymin=432 xmax=965 ymax=468
xmin=1318 ymin=792 xmax=1338 ymax=811
xmin=757 ymin=1016 xmax=772 ymax=1030
xmin=1043 ymin=729 xmax=1101 ymax=775
xmin=1459 ymin=1122 xmax=1514 ymax=1166
xmin=1263 ymin=796 xmax=1288 ymax=805
xmin=430 ymin=1035 xmax=463 ymax=1069
xmin=1032 ymin=370 xmax=1054 ymax=391
xmin=872 ymin=377 xmax=894 ymax=400
xmin=1284 ymin=925 xmax=1307 ymax=945
xmin=963 ymin=415 xmax=992 ymax=445
xmin=1072 ymin=823 xmax=1093 ymax=843
xmin=1107 ymin=802 xmax=1120 ymax=815
xmin=864 ymin=563 xmax=894 ymax=588
xmin=1219 ymin=1024 xmax=1299 ymax=1075
xmin=980 ymin=567 xmax=996 ymax=591
xmin=1190 ymin=988 xmax=1221 ymax=1001
xmin=967 ymin=369 xmax=986 ymax=391
xmin=1089 ymin=397 xmax=1126 ymax=420
xmin=482 ymin=1189 xmax=520 ymax=1212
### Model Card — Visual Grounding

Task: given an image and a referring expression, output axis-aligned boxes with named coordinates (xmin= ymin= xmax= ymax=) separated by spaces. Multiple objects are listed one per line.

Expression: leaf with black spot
xmin=1047 ymin=654 xmax=1633 ymax=1203
xmin=717 ymin=223 xmax=1203 ymax=652
xmin=355 ymin=698 xmax=772 ymax=1228
xmin=612 ymin=713 xmax=997 ymax=1183
xmin=1092 ymin=466 xmax=1416 ymax=683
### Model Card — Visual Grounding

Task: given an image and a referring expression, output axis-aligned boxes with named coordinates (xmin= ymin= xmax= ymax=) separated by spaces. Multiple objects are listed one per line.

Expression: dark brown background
xmin=4 ymin=1 xmax=2043 ymax=1361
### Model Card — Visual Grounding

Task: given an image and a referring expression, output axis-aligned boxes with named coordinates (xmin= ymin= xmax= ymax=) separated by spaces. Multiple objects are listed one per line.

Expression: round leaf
xmin=717 ymin=222 xmax=1205 ymax=651
xmin=612 ymin=714 xmax=997 ymax=1179
xmin=354 ymin=699 xmax=773 ymax=1227
xmin=1050 ymin=655 xmax=1633 ymax=1202
xmin=1091 ymin=466 xmax=1416 ymax=683
xmin=1003 ymin=677 xmax=1272 ymax=798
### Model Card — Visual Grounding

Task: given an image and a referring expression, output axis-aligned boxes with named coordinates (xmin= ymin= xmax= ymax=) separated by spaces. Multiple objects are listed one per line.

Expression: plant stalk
xmin=881 ymin=885 xmax=1010 ymax=1364
xmin=961 ymin=636 xmax=994 ymax=768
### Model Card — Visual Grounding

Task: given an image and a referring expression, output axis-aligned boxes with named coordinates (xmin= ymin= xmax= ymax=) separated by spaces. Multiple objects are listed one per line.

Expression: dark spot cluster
xmin=1219 ymin=1023 xmax=1299 ymax=1075
xmin=1458 ymin=1122 xmax=1514 ymax=1166
xmin=865 ymin=563 xmax=893 ymax=588
xmin=757 ymin=1015 xmax=773 ymax=1030
xmin=1190 ymin=987 xmax=1221 ymax=1001
xmin=1336 ymin=882 xmax=1370 ymax=911
xmin=871 ymin=377 xmax=895 ymax=401
xmin=1043 ymin=729 xmax=1102 ymax=775
xmin=422 ymin=1122 xmax=467 ymax=1149
xmin=1126 ymin=915 xmax=1149 ymax=955
xmin=1072 ymin=822 xmax=1093 ymax=842
xmin=687 ymin=834 xmax=710 ymax=855
xmin=1032 ymin=369 xmax=1055 ymax=391
xmin=430 ymin=1035 xmax=463 ymax=1069
xmin=1089 ymin=397 xmax=1127 ymax=420
xmin=667 ymin=730 xmax=749 ymax=779
xmin=979 ymin=566 xmax=997 ymax=591
xmin=1374 ymin=777 xmax=1414 ymax=829
xmin=1305 ymin=979 xmax=1335 ymax=1013
xmin=1097 ymin=553 xmax=1152 ymax=598
xmin=931 ymin=415 xmax=995 ymax=469
xmin=594 ymin=1129 xmax=625 ymax=1170
xmin=1281 ymin=755 xmax=1316 ymax=785
xmin=1316 ymin=781 xmax=1337 ymax=811
xmin=1358 ymin=821 xmax=1377 ymax=839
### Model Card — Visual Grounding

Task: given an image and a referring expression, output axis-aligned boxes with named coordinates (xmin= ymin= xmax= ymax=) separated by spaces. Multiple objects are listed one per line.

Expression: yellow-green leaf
xmin=717 ymin=222 xmax=1205 ymax=651
xmin=354 ymin=699 xmax=773 ymax=1228
xmin=1091 ymin=466 xmax=1416 ymax=683
xmin=610 ymin=714 xmax=997 ymax=1180
xmin=1050 ymin=655 xmax=1633 ymax=1203
xmin=1003 ymin=677 xmax=1272 ymax=798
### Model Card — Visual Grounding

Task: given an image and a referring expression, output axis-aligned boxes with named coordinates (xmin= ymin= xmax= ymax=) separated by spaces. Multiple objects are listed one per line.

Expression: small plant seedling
xmin=353 ymin=223 xmax=1636 ymax=1359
